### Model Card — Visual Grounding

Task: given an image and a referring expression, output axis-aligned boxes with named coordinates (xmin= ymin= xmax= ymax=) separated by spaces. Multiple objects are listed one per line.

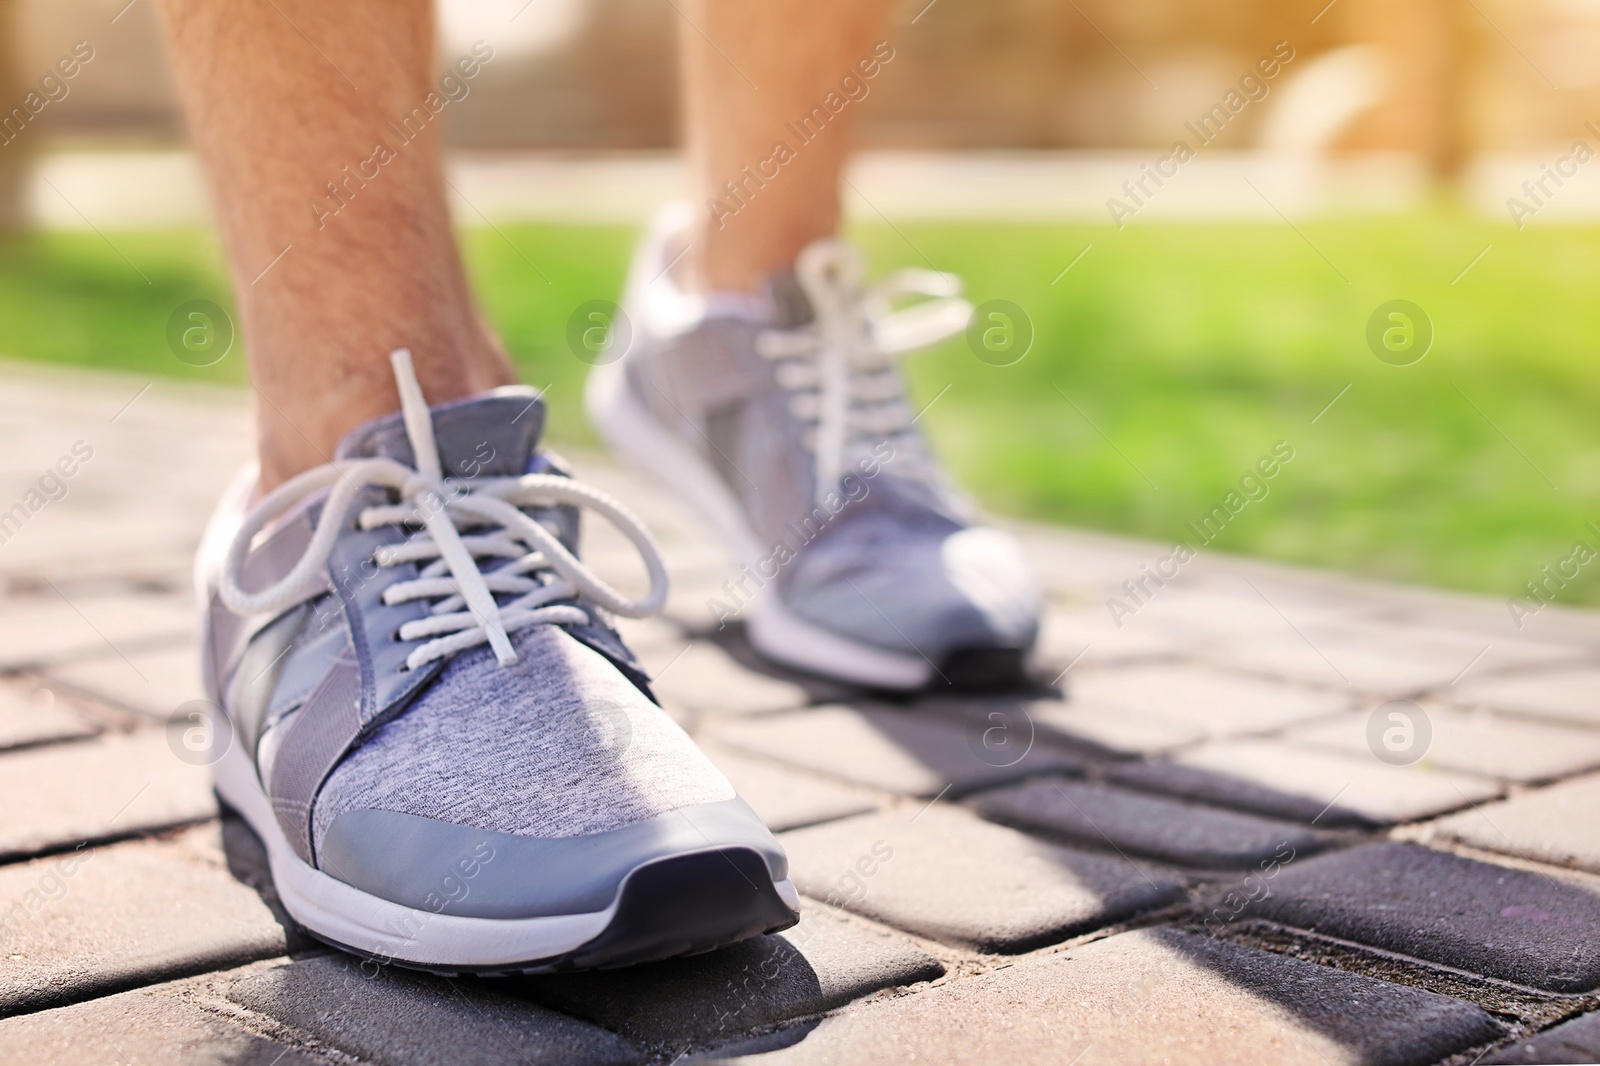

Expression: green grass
xmin=3 ymin=214 xmax=1597 ymax=608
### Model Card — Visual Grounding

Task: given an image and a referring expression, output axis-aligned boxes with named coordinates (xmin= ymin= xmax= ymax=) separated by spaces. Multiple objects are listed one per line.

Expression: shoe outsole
xmin=310 ymin=847 xmax=801 ymax=977
xmin=937 ymin=646 xmax=1033 ymax=692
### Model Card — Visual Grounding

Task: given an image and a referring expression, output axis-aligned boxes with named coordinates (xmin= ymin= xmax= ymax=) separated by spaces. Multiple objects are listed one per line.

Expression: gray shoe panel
xmin=780 ymin=485 xmax=1042 ymax=661
xmin=335 ymin=387 xmax=545 ymax=478
xmin=323 ymin=499 xmax=446 ymax=727
xmin=319 ymin=797 xmax=786 ymax=918
xmin=266 ymin=595 xmax=353 ymax=728
xmin=225 ymin=603 xmax=308 ymax=761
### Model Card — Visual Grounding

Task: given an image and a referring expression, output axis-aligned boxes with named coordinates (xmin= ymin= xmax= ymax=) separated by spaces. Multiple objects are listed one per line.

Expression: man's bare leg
xmin=681 ymin=0 xmax=897 ymax=294
xmin=157 ymin=0 xmax=513 ymax=490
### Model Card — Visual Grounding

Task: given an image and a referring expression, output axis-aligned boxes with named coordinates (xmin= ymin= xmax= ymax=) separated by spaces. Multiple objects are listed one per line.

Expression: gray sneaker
xmin=196 ymin=350 xmax=798 ymax=973
xmin=586 ymin=204 xmax=1042 ymax=690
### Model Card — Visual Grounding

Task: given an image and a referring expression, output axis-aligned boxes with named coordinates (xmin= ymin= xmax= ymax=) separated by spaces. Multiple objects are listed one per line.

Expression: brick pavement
xmin=2 ymin=361 xmax=1600 ymax=1064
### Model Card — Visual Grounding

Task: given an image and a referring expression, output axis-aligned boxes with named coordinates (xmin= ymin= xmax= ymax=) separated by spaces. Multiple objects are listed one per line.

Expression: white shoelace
xmin=754 ymin=240 xmax=972 ymax=506
xmin=219 ymin=350 xmax=668 ymax=671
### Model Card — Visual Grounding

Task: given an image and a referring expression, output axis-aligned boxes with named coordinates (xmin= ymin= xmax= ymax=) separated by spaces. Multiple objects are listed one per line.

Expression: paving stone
xmin=1249 ymin=842 xmax=1600 ymax=992
xmin=0 ymin=728 xmax=216 ymax=860
xmin=1432 ymin=773 xmax=1600 ymax=874
xmin=1121 ymin=584 xmax=1365 ymax=642
xmin=1109 ymin=739 xmax=1501 ymax=828
xmin=1067 ymin=662 xmax=1352 ymax=736
xmin=1287 ymin=704 xmax=1600 ymax=782
xmin=1017 ymin=694 xmax=1203 ymax=752
xmin=777 ymin=806 xmax=1182 ymax=952
xmin=0 ymin=590 xmax=194 ymax=670
xmin=712 ymin=704 xmax=1082 ymax=797
xmin=701 ymin=743 xmax=881 ymax=831
xmin=1008 ymin=524 xmax=1173 ymax=593
xmin=0 ymin=975 xmax=323 ymax=1065
xmin=227 ymin=953 xmax=645 ymax=1066
xmin=512 ymin=902 xmax=944 ymax=1045
xmin=1486 ymin=1011 xmax=1600 ymax=1064
xmin=42 ymin=642 xmax=205 ymax=721
xmin=928 ymin=666 xmax=1350 ymax=761
xmin=0 ymin=376 xmax=250 ymax=586
xmin=0 ymin=825 xmax=290 ymax=1015
xmin=1450 ymin=666 xmax=1600 ymax=727
xmin=1210 ymin=621 xmax=1569 ymax=694
xmin=648 ymin=641 xmax=811 ymax=718
xmin=693 ymin=926 xmax=1502 ymax=1065
xmin=0 ymin=678 xmax=97 ymax=750
xmin=970 ymin=778 xmax=1327 ymax=869
xmin=1034 ymin=604 xmax=1186 ymax=670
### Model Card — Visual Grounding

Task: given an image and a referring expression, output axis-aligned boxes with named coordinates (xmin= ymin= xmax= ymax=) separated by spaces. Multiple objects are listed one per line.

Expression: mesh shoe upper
xmin=307 ymin=624 xmax=731 ymax=856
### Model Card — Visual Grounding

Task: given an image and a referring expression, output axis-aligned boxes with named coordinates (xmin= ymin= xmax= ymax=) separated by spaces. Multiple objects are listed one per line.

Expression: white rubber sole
xmin=585 ymin=359 xmax=934 ymax=689
xmin=213 ymin=737 xmax=800 ymax=971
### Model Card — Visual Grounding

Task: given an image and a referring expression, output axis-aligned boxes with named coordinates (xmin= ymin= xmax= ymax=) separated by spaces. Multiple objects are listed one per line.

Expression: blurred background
xmin=1 ymin=0 xmax=1598 ymax=608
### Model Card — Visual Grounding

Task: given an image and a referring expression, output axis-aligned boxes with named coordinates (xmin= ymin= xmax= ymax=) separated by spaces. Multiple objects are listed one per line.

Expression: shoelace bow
xmin=754 ymin=240 xmax=972 ymax=507
xmin=219 ymin=350 xmax=668 ymax=671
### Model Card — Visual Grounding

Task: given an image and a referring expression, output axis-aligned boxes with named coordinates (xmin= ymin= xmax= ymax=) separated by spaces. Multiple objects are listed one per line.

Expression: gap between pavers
xmin=1448 ymin=665 xmax=1600 ymax=729
xmin=1485 ymin=1009 xmax=1600 ymax=1064
xmin=508 ymin=900 xmax=944 ymax=1048
xmin=0 ymin=964 xmax=330 ymax=1066
xmin=1241 ymin=841 xmax=1600 ymax=993
xmin=0 ymin=824 xmax=293 ymax=1017
xmin=1060 ymin=661 xmax=1354 ymax=736
xmin=226 ymin=953 xmax=648 ymax=1066
xmin=699 ymin=742 xmax=884 ymax=832
xmin=778 ymin=804 xmax=1183 ymax=953
xmin=0 ymin=591 xmax=195 ymax=673
xmin=917 ymin=660 xmax=1354 ymax=761
xmin=709 ymin=703 xmax=1082 ymax=798
xmin=0 ymin=678 xmax=98 ymax=751
xmin=1033 ymin=604 xmax=1188 ymax=671
xmin=969 ymin=777 xmax=1331 ymax=870
xmin=1205 ymin=620 xmax=1576 ymax=695
xmin=1285 ymin=703 xmax=1600 ymax=783
xmin=686 ymin=926 xmax=1504 ymax=1066
xmin=1108 ymin=738 xmax=1502 ymax=828
xmin=1429 ymin=772 xmax=1600 ymax=874
xmin=0 ymin=723 xmax=214 ymax=857
xmin=40 ymin=642 xmax=207 ymax=722
xmin=0 ymin=727 xmax=216 ymax=861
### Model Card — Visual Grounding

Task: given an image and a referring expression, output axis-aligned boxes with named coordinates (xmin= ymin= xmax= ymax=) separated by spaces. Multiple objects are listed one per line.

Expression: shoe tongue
xmin=334 ymin=387 xmax=545 ymax=479
xmin=766 ymin=269 xmax=815 ymax=329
